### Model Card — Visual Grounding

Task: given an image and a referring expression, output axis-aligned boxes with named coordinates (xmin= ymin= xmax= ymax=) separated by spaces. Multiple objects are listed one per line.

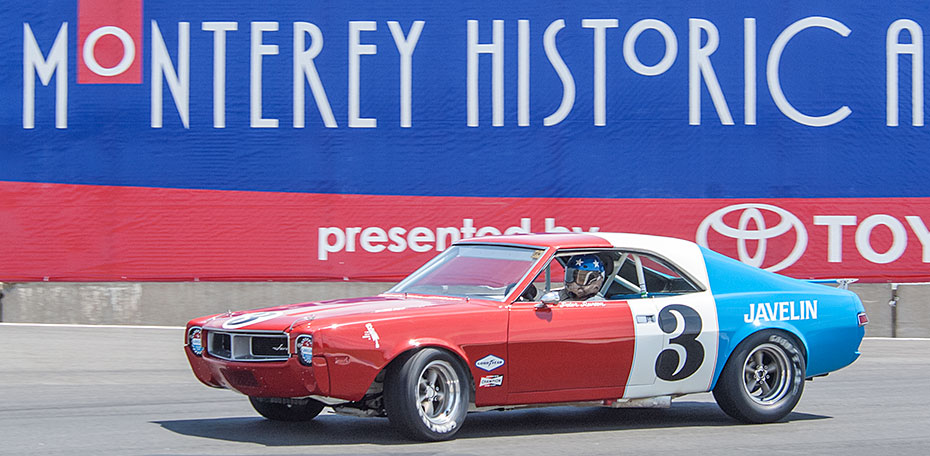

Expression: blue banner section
xmin=2 ymin=1 xmax=929 ymax=198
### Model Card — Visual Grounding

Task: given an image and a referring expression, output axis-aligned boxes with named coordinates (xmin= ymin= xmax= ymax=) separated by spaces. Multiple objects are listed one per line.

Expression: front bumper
xmin=185 ymin=345 xmax=331 ymax=398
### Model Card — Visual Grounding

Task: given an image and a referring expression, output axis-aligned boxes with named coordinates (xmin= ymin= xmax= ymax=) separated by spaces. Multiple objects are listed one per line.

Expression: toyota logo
xmin=696 ymin=203 xmax=808 ymax=272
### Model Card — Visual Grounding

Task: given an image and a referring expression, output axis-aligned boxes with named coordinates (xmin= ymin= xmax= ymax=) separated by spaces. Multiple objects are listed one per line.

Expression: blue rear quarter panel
xmin=701 ymin=248 xmax=865 ymax=387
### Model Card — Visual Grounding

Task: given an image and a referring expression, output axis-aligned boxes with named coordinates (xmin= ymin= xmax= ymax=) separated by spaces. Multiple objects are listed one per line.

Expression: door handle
xmin=636 ymin=314 xmax=655 ymax=324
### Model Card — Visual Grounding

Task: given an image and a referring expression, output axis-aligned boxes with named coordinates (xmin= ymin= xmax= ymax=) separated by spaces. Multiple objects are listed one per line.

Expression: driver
xmin=559 ymin=254 xmax=606 ymax=301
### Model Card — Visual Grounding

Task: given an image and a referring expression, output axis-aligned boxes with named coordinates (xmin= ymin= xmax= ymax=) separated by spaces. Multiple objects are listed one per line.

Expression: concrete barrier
xmin=0 ymin=282 xmax=390 ymax=326
xmin=851 ymin=283 xmax=930 ymax=338
xmin=0 ymin=281 xmax=927 ymax=338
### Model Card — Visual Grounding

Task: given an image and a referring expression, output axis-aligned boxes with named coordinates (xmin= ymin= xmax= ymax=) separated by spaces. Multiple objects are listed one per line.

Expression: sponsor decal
xmin=744 ymin=300 xmax=818 ymax=323
xmin=362 ymin=323 xmax=381 ymax=348
xmin=479 ymin=375 xmax=504 ymax=388
xmin=475 ymin=354 xmax=505 ymax=372
xmin=221 ymin=311 xmax=282 ymax=329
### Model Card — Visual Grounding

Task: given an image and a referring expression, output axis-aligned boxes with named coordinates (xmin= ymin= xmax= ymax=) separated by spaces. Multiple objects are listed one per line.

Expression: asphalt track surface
xmin=1 ymin=324 xmax=928 ymax=456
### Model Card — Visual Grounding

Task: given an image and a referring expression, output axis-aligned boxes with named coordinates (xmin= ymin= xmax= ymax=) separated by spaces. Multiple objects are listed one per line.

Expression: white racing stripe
xmin=863 ymin=337 xmax=930 ymax=341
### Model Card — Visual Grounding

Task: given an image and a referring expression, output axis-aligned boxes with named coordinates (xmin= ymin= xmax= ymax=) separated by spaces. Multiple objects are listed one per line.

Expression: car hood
xmin=200 ymin=294 xmax=495 ymax=332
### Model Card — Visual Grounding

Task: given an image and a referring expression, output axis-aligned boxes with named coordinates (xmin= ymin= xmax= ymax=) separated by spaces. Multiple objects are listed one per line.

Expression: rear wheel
xmin=713 ymin=331 xmax=806 ymax=423
xmin=384 ymin=348 xmax=470 ymax=441
xmin=248 ymin=396 xmax=325 ymax=422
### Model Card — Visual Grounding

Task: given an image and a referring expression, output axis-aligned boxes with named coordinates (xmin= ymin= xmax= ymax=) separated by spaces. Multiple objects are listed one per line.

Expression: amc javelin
xmin=184 ymin=233 xmax=867 ymax=441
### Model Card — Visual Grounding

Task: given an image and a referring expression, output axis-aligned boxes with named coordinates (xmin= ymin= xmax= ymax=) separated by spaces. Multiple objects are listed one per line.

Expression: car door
xmin=622 ymin=293 xmax=719 ymax=397
xmin=611 ymin=252 xmax=720 ymax=399
xmin=505 ymin=256 xmax=636 ymax=403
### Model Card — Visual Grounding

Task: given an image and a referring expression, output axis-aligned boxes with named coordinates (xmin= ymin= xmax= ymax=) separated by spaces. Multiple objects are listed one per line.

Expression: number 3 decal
xmin=655 ymin=304 xmax=705 ymax=381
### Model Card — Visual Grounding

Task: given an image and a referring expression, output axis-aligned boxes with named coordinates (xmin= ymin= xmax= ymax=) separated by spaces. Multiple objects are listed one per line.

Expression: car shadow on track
xmin=153 ymin=401 xmax=830 ymax=446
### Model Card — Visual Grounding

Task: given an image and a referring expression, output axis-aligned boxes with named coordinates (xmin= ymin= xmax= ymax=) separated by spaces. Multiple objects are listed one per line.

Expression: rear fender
xmin=711 ymin=323 xmax=808 ymax=390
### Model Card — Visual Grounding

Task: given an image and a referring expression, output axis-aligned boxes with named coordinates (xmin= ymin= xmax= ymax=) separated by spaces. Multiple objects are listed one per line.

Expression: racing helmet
xmin=564 ymin=254 xmax=606 ymax=299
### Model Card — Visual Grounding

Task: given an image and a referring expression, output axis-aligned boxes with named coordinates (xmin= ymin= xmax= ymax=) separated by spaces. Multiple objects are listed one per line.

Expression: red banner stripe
xmin=1 ymin=181 xmax=928 ymax=282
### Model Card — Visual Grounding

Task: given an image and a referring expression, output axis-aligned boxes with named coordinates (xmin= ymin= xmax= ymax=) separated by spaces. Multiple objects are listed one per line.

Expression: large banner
xmin=1 ymin=1 xmax=929 ymax=282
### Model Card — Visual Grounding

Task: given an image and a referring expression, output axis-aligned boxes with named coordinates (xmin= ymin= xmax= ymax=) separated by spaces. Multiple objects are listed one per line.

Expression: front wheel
xmin=713 ymin=331 xmax=806 ymax=423
xmin=384 ymin=348 xmax=470 ymax=441
xmin=248 ymin=396 xmax=325 ymax=422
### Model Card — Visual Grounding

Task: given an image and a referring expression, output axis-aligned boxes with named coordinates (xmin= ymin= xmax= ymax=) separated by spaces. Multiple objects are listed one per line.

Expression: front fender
xmin=388 ymin=338 xmax=472 ymax=367
xmin=313 ymin=307 xmax=507 ymax=403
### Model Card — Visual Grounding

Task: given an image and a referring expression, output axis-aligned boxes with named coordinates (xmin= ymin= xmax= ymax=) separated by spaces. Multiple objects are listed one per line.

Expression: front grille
xmin=251 ymin=335 xmax=290 ymax=357
xmin=206 ymin=331 xmax=289 ymax=362
xmin=209 ymin=332 xmax=232 ymax=359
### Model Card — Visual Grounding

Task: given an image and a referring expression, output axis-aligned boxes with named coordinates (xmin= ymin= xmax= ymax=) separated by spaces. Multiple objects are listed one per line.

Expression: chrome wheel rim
xmin=742 ymin=343 xmax=791 ymax=405
xmin=416 ymin=360 xmax=461 ymax=427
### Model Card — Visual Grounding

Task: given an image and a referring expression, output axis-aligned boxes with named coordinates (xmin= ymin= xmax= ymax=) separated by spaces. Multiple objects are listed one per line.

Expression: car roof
xmin=455 ymin=232 xmax=611 ymax=249
xmin=456 ymin=232 xmax=710 ymax=290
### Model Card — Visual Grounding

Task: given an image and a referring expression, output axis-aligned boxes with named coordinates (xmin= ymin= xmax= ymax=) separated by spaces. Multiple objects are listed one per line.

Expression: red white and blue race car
xmin=184 ymin=233 xmax=867 ymax=441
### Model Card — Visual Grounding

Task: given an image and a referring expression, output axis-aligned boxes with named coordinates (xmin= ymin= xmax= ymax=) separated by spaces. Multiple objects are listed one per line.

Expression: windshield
xmin=388 ymin=244 xmax=544 ymax=301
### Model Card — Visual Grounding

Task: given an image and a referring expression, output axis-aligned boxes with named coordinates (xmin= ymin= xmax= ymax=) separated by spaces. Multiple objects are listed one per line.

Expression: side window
xmin=517 ymin=258 xmax=566 ymax=301
xmin=606 ymin=252 xmax=699 ymax=299
xmin=517 ymin=251 xmax=616 ymax=302
xmin=516 ymin=250 xmax=698 ymax=302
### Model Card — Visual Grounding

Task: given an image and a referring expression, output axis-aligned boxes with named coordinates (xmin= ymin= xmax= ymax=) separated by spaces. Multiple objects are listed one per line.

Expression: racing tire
xmin=713 ymin=330 xmax=806 ymax=423
xmin=248 ymin=396 xmax=325 ymax=422
xmin=384 ymin=348 xmax=470 ymax=441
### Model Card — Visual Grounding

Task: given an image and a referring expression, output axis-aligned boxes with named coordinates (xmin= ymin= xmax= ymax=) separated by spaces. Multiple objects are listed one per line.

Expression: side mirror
xmin=535 ymin=291 xmax=560 ymax=310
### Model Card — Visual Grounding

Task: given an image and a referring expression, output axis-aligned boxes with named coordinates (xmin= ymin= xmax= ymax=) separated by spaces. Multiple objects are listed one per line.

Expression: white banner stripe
xmin=0 ymin=322 xmax=183 ymax=330
xmin=863 ymin=337 xmax=930 ymax=341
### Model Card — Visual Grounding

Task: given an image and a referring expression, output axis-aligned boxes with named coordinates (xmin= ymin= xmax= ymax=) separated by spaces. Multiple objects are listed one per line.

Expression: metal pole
xmin=888 ymin=282 xmax=930 ymax=338
xmin=890 ymin=284 xmax=899 ymax=338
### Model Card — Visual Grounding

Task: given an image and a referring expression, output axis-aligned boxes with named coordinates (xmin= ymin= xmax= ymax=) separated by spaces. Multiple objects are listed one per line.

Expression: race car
xmin=184 ymin=232 xmax=867 ymax=441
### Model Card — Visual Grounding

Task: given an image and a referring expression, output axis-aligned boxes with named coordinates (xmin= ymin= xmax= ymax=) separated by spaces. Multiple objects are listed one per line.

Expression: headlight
xmin=295 ymin=334 xmax=313 ymax=365
xmin=188 ymin=327 xmax=204 ymax=356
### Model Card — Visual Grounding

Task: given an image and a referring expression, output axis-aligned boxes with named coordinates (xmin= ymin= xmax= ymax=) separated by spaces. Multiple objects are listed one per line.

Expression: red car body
xmin=186 ymin=233 xmax=628 ymax=407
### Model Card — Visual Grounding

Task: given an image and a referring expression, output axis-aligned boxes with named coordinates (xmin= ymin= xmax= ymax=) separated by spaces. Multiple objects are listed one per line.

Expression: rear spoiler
xmin=807 ymin=278 xmax=858 ymax=290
